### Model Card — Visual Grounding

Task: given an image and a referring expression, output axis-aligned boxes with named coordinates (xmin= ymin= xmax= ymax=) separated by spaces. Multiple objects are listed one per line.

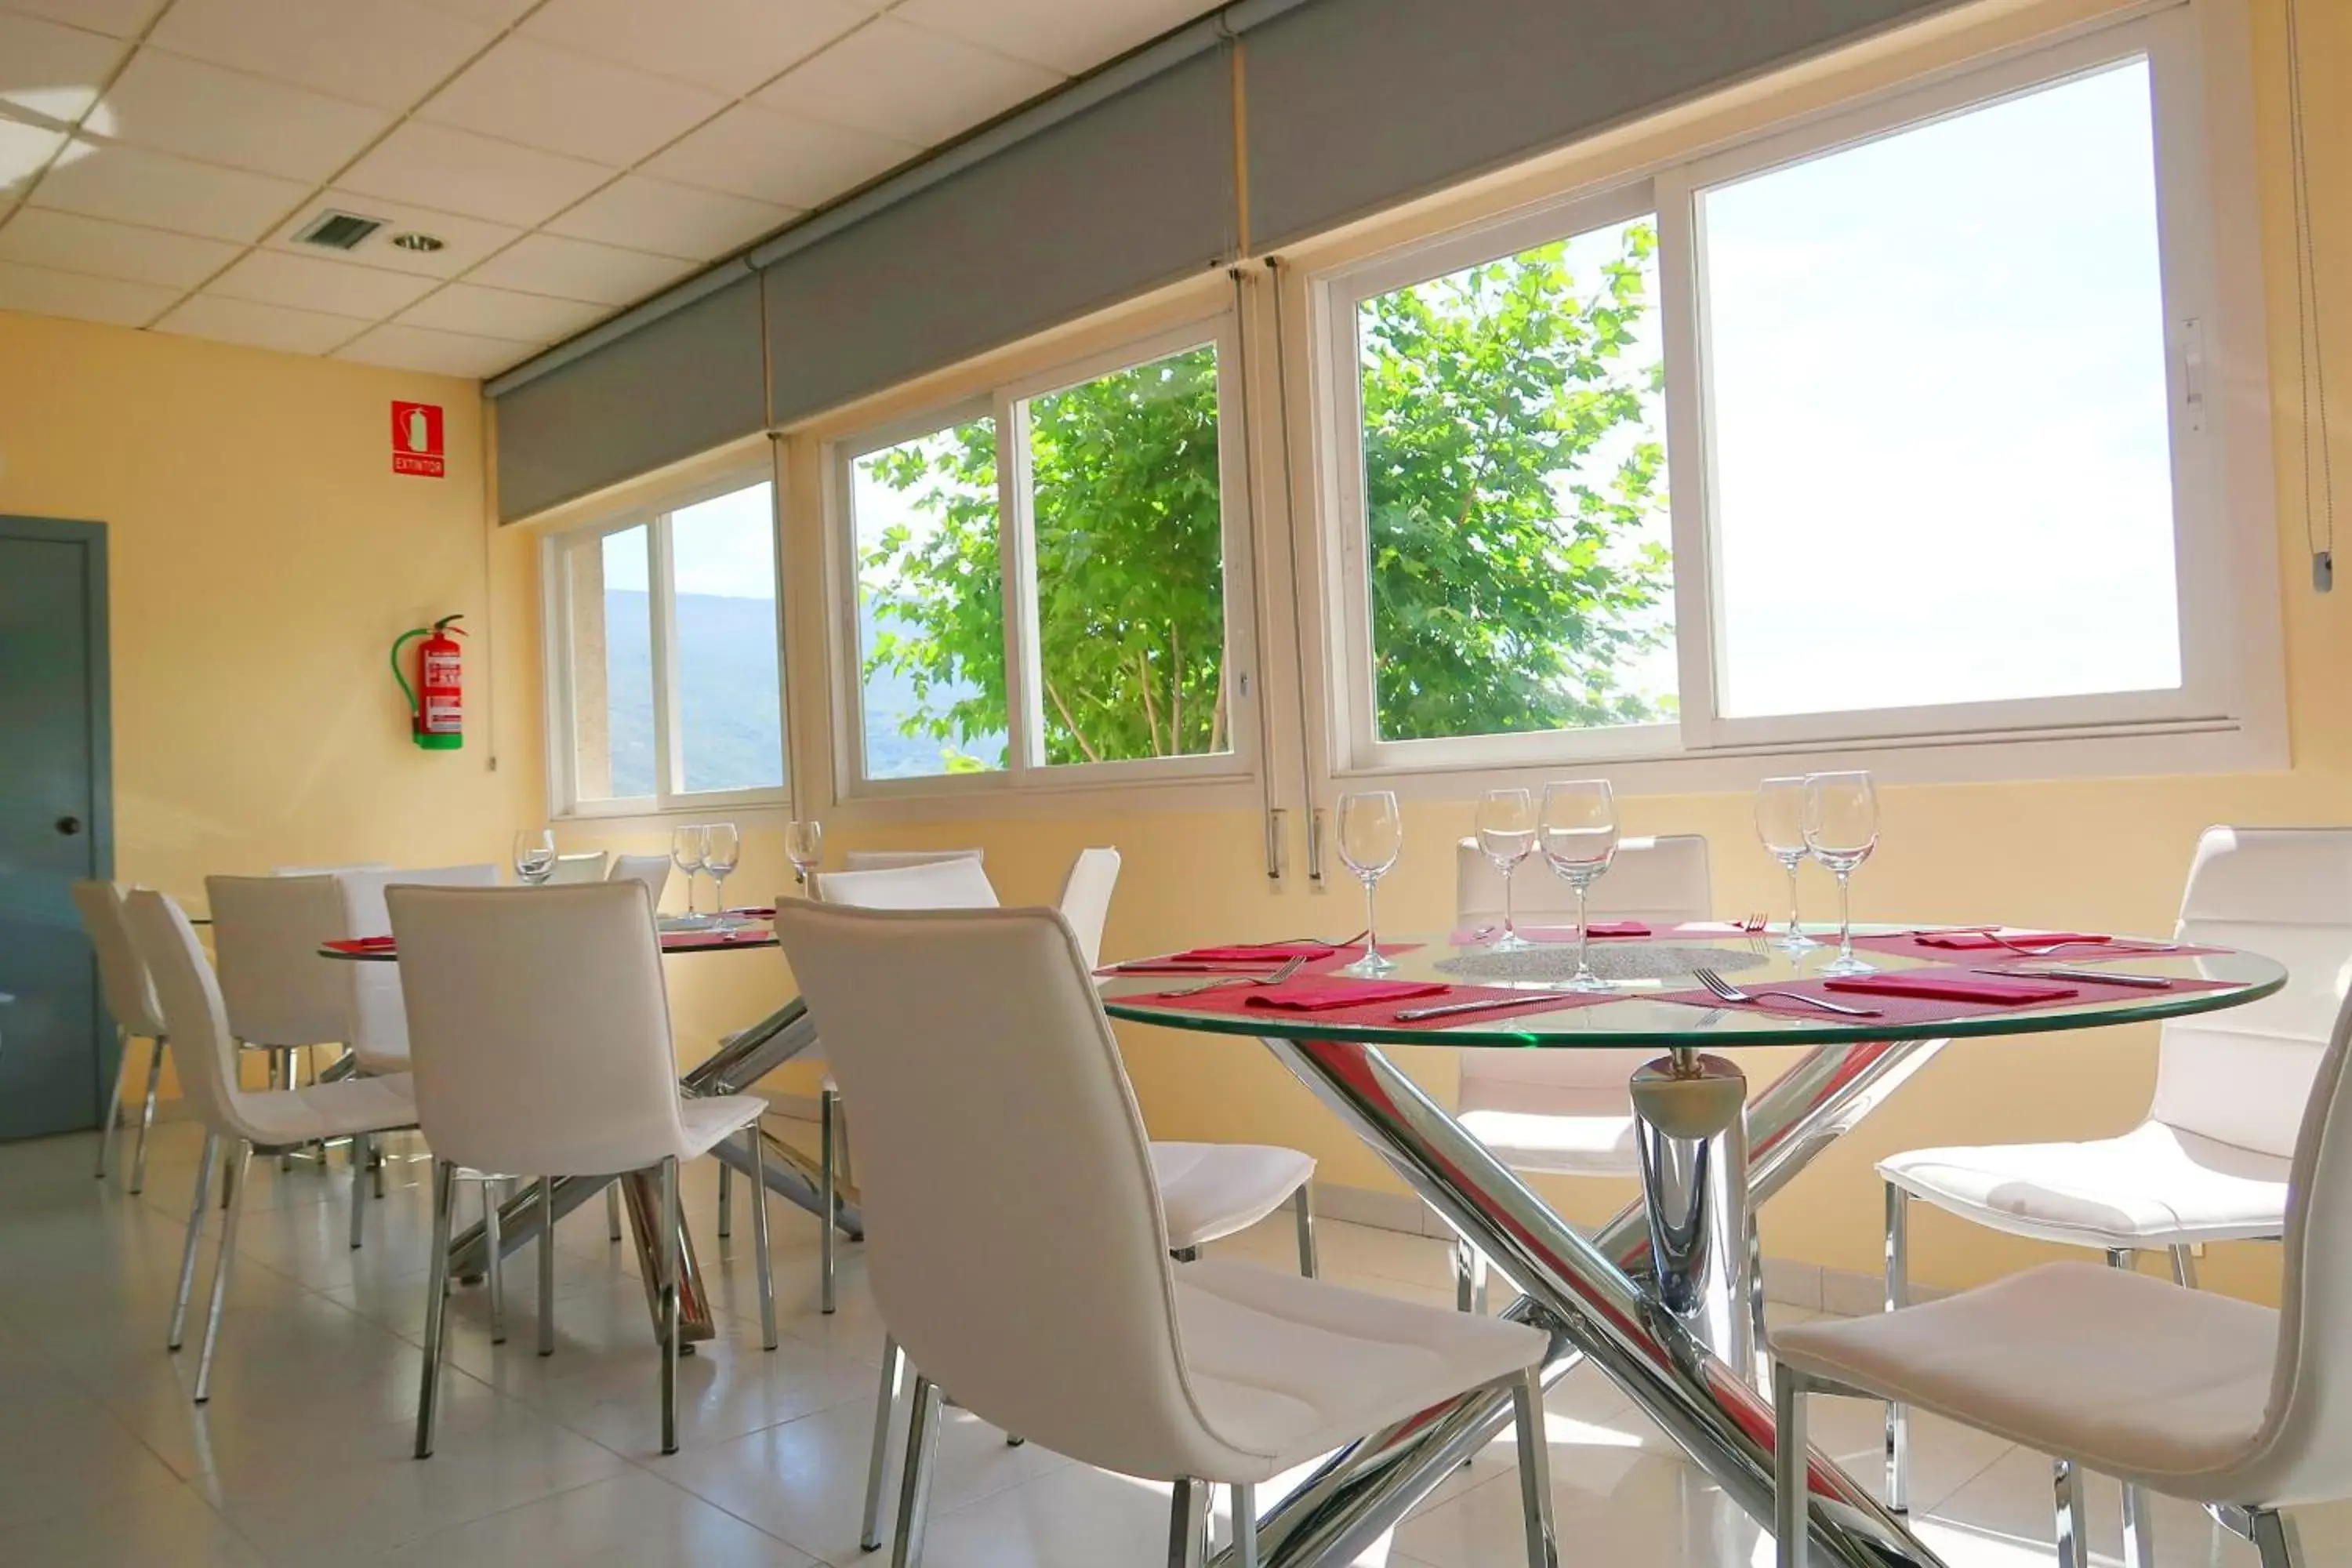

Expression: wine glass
xmin=1334 ymin=790 xmax=1403 ymax=977
xmin=1754 ymin=777 xmax=1820 ymax=951
xmin=703 ymin=823 xmax=741 ymax=917
xmin=1539 ymin=779 xmax=1619 ymax=992
xmin=670 ymin=824 xmax=708 ymax=919
xmin=1474 ymin=787 xmax=1538 ymax=951
xmin=1802 ymin=771 xmax=1879 ymax=975
xmin=786 ymin=820 xmax=824 ymax=896
xmin=511 ymin=829 xmax=555 ymax=886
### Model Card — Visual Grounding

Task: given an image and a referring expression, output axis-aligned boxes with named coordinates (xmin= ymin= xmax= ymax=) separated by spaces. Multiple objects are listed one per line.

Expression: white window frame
xmin=543 ymin=466 xmax=791 ymax=819
xmin=826 ymin=314 xmax=1262 ymax=802
xmin=1308 ymin=3 xmax=2283 ymax=791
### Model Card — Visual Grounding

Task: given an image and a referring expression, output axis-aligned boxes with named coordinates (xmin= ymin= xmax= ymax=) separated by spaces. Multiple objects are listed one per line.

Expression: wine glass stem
xmin=684 ymin=875 xmax=696 ymax=916
xmin=712 ymin=874 xmax=726 ymax=913
xmin=1786 ymin=862 xmax=1803 ymax=935
xmin=1575 ymin=881 xmax=1593 ymax=981
xmin=1363 ymin=877 xmax=1381 ymax=961
xmin=1836 ymin=869 xmax=1855 ymax=964
xmin=1502 ymin=862 xmax=1517 ymax=942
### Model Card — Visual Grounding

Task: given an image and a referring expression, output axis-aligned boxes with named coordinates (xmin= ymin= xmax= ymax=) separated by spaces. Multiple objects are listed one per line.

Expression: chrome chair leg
xmin=416 ymin=1159 xmax=457 ymax=1457
xmin=2251 ymin=1509 xmax=2305 ymax=1568
xmin=1775 ymin=1363 xmax=1807 ymax=1568
xmin=2103 ymin=1249 xmax=2158 ymax=1566
xmin=538 ymin=1178 xmax=557 ymax=1357
xmin=2170 ymin=1244 xmax=2199 ymax=1288
xmin=485 ymin=1178 xmax=506 ymax=1345
xmin=1166 ymin=1476 xmax=1208 ymax=1568
xmin=194 ymin=1139 xmax=253 ymax=1404
xmin=748 ymin=1125 xmax=777 ymax=1350
xmin=1293 ymin=1182 xmax=1318 ymax=1277
xmin=1510 ymin=1365 xmax=1559 ymax=1567
xmin=607 ymin=1181 xmax=623 ymax=1242
xmin=372 ymin=1134 xmax=387 ymax=1199
xmin=1232 ymin=1482 xmax=1260 ymax=1568
xmin=168 ymin=1128 xmax=220 ymax=1350
xmin=891 ymin=1375 xmax=942 ymax=1568
xmin=129 ymin=1035 xmax=166 ymax=1194
xmin=2054 ymin=1458 xmax=2090 ymax=1568
xmin=96 ymin=1025 xmax=129 ymax=1178
xmin=348 ymin=1133 xmax=369 ymax=1250
xmin=717 ymin=1157 xmax=731 ymax=1239
xmin=1883 ymin=1181 xmax=1910 ymax=1513
xmin=820 ymin=1085 xmax=840 ymax=1316
xmin=861 ymin=1335 xmax=906 ymax=1552
xmin=659 ymin=1155 xmax=681 ymax=1455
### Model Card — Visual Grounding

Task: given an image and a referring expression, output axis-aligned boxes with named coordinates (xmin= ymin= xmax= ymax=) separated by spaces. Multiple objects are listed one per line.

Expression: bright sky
xmin=601 ymin=481 xmax=777 ymax=598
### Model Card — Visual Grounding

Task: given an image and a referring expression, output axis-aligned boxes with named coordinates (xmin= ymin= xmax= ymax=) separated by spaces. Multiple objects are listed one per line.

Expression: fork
xmin=1163 ymin=955 xmax=1309 ymax=996
xmin=1691 ymin=967 xmax=1882 ymax=1018
xmin=1741 ymin=912 xmax=1769 ymax=934
xmin=1987 ymin=935 xmax=2181 ymax=959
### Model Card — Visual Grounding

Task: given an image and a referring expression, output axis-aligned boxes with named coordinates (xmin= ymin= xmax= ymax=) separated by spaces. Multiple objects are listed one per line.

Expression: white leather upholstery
xmin=1781 ymin=978 xmax=2352 ymax=1511
xmin=1153 ymin=1142 xmax=1316 ymax=1250
xmin=1882 ymin=826 xmax=2352 ymax=1250
xmin=204 ymin=873 xmax=350 ymax=1050
xmin=815 ymin=857 xmax=1000 ymax=911
xmin=608 ymin=853 xmax=673 ymax=906
xmin=1056 ymin=848 xmax=1121 ymax=971
xmin=333 ymin=865 xmax=499 ymax=1076
xmin=387 ymin=882 xmax=764 ymax=1178
xmin=842 ymin=848 xmax=985 ymax=870
xmin=548 ymin=851 xmax=609 ymax=884
xmin=1455 ymin=834 xmax=1712 ymax=1175
xmin=771 ymin=900 xmax=1544 ymax=1484
xmin=73 ymin=880 xmax=164 ymax=1037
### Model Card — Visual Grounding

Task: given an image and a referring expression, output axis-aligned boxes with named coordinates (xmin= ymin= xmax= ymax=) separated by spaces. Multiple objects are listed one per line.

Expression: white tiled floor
xmin=1 ymin=1119 xmax=2339 ymax=1566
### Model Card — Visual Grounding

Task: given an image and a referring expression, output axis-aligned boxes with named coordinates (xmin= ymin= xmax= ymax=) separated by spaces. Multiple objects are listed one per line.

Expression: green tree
xmin=860 ymin=221 xmax=1670 ymax=765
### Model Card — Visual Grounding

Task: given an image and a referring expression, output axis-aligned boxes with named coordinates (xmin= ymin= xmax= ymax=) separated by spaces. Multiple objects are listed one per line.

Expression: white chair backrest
xmin=815 ymin=857 xmax=1000 ymax=911
xmin=274 ymin=863 xmax=390 ymax=876
xmin=773 ymin=901 xmax=1251 ymax=1480
xmin=333 ymin=865 xmax=500 ymax=1074
xmin=2151 ymin=827 xmax=2352 ymax=1159
xmin=71 ymin=880 xmax=164 ymax=1037
xmin=1456 ymin=834 xmax=1711 ymax=1099
xmin=548 ymin=851 xmax=610 ymax=884
xmin=1057 ymin=848 xmax=1121 ymax=970
xmin=387 ymin=882 xmax=693 ymax=1178
xmin=204 ymin=873 xmax=350 ymax=1049
xmin=608 ymin=854 xmax=672 ymax=906
xmin=120 ymin=890 xmax=278 ymax=1147
xmin=842 ymin=849 xmax=985 ymax=870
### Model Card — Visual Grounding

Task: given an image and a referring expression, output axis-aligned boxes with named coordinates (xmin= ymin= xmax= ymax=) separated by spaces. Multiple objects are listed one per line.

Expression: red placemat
xmin=659 ymin=928 xmax=776 ymax=951
xmin=1847 ymin=929 xmax=2220 ymax=966
xmin=1113 ymin=973 xmax=1621 ymax=1030
xmin=1101 ymin=942 xmax=1417 ymax=978
xmin=1650 ymin=964 xmax=2236 ymax=1026
xmin=1450 ymin=920 xmax=1762 ymax=945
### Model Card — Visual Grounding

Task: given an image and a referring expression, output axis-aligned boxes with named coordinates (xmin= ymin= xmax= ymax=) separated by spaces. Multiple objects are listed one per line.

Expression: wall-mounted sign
xmin=392 ymin=401 xmax=445 ymax=478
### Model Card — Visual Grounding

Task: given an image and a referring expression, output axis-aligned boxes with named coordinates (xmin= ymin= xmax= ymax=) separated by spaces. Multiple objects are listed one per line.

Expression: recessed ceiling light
xmin=391 ymin=232 xmax=446 ymax=253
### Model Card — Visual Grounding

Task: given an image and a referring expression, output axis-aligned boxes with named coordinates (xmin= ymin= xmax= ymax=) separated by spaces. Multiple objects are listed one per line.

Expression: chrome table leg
xmin=1630 ymin=1051 xmax=1754 ymax=1377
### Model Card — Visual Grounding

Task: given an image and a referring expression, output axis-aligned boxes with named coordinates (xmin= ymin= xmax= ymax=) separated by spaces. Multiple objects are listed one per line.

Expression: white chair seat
xmin=1153 ymin=1142 xmax=1314 ymax=1250
xmin=1176 ymin=1258 xmax=1549 ymax=1480
xmin=1775 ymin=1260 xmax=2274 ymax=1495
xmin=239 ymin=1073 xmax=417 ymax=1148
xmin=1459 ymin=1086 xmax=1641 ymax=1177
xmin=1879 ymin=1119 xmax=2290 ymax=1248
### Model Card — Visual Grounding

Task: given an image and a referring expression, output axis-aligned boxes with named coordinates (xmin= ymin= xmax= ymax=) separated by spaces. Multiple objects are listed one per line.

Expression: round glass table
xmin=1101 ymin=926 xmax=2286 ymax=1568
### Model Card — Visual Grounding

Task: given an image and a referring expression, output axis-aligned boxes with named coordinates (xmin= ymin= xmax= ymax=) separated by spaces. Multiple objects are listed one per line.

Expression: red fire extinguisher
xmin=390 ymin=614 xmax=465 ymax=751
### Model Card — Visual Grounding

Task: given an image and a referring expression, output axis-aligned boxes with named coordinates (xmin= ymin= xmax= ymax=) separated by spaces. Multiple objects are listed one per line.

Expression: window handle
xmin=1265 ymin=808 xmax=1287 ymax=881
xmin=1307 ymin=806 xmax=1328 ymax=884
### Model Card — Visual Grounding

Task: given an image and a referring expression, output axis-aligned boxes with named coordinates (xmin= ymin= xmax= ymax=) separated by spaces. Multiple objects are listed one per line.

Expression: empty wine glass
xmin=1334 ymin=790 xmax=1403 ymax=977
xmin=1754 ymin=777 xmax=1820 ymax=951
xmin=1803 ymin=771 xmax=1879 ymax=976
xmin=1474 ymin=787 xmax=1538 ymax=951
xmin=786 ymin=820 xmax=824 ymax=896
xmin=511 ymin=829 xmax=555 ymax=886
xmin=670 ymin=824 xmax=708 ymax=919
xmin=1539 ymin=779 xmax=1619 ymax=992
xmin=703 ymin=823 xmax=741 ymax=916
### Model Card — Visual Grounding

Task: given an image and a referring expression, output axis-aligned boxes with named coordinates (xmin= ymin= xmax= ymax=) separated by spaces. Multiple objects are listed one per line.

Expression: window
xmin=550 ymin=474 xmax=786 ymax=814
xmin=838 ymin=321 xmax=1252 ymax=793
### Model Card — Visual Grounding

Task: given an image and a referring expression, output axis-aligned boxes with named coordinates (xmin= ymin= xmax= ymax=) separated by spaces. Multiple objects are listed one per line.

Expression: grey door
xmin=0 ymin=518 xmax=111 ymax=1141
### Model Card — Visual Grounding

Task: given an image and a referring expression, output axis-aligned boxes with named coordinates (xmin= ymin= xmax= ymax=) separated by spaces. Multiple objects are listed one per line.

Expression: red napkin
xmin=1913 ymin=930 xmax=2109 ymax=951
xmin=324 ymin=935 xmax=396 ymax=953
xmin=1584 ymin=921 xmax=1650 ymax=938
xmin=1824 ymin=974 xmax=2078 ymax=1005
xmin=1244 ymin=979 xmax=1449 ymax=1011
xmin=724 ymin=906 xmax=777 ymax=920
xmin=1166 ymin=941 xmax=1338 ymax=963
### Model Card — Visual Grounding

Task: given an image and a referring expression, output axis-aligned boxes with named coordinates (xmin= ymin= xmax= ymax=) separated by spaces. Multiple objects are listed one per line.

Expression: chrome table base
xmin=1231 ymin=1033 xmax=1949 ymax=1568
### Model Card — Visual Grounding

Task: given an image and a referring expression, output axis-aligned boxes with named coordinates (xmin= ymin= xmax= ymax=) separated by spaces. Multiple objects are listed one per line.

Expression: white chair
xmin=841 ymin=848 xmax=985 ymax=870
xmin=74 ymin=880 xmax=169 ymax=1192
xmin=608 ymin=853 xmax=673 ymax=906
xmin=1877 ymin=826 xmax=2352 ymax=1527
xmin=274 ymin=862 xmax=390 ymax=876
xmin=389 ymin=880 xmax=774 ymax=1457
xmin=119 ymin=891 xmax=418 ymax=1405
xmin=772 ymin=899 xmax=1558 ymax=1568
xmin=205 ymin=873 xmax=353 ymax=1102
xmin=1773 ymin=977 xmax=2352 ymax=1568
xmin=547 ymin=851 xmax=610 ymax=884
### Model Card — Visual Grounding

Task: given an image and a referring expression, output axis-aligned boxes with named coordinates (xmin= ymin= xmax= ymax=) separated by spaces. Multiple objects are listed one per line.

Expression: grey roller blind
xmin=493 ymin=276 xmax=766 ymax=523
xmin=763 ymin=47 xmax=1236 ymax=429
xmin=1243 ymin=0 xmax=1967 ymax=250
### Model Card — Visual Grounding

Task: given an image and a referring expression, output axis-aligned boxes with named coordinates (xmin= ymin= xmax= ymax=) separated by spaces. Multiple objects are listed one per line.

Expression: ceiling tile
xmin=0 ymin=206 xmax=240 ymax=287
xmin=147 ymin=0 xmax=499 ymax=111
xmin=521 ymin=0 xmax=869 ymax=96
xmin=208 ymin=247 xmax=437 ymax=317
xmin=406 ymin=0 xmax=537 ymax=24
xmin=757 ymin=17 xmax=1059 ymax=145
xmin=341 ymin=122 xmax=615 ymax=228
xmin=93 ymin=49 xmax=392 ymax=183
xmin=0 ymin=114 xmax=67 ymax=201
xmin=0 ymin=12 xmax=126 ymax=119
xmin=462 ymin=231 xmax=688 ymax=305
xmin=643 ymin=102 xmax=913 ymax=209
xmin=420 ymin=37 xmax=728 ymax=169
xmin=892 ymin=0 xmax=1217 ymax=75
xmin=543 ymin=174 xmax=791 ymax=261
xmin=29 ymin=138 xmax=307 ymax=241
xmin=336 ymin=321 xmax=532 ymax=378
xmin=395 ymin=281 xmax=601 ymax=340
xmin=0 ymin=0 xmax=167 ymax=39
xmin=158 ymin=292 xmax=368 ymax=354
xmin=266 ymin=188 xmax=520 ymax=279
xmin=0 ymin=255 xmax=176 ymax=325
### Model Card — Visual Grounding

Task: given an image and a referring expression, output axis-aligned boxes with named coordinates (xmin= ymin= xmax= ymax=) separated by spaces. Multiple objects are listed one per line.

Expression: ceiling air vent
xmin=292 ymin=210 xmax=386 ymax=252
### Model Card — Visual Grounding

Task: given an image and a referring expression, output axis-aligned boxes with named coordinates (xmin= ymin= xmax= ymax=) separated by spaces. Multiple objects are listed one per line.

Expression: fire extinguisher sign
xmin=391 ymin=401 xmax=445 ymax=478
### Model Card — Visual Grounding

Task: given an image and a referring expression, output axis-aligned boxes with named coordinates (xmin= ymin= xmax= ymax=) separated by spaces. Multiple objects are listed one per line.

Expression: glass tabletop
xmin=1097 ymin=924 xmax=2287 ymax=1049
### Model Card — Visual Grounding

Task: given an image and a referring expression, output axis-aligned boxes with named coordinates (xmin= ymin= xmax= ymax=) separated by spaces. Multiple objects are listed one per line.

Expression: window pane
xmin=564 ymin=524 xmax=654 ymax=800
xmin=1702 ymin=60 xmax=2180 ymax=718
xmin=852 ymin=419 xmax=1008 ymax=779
xmin=1025 ymin=344 xmax=1229 ymax=766
xmin=1358 ymin=213 xmax=1676 ymax=744
xmin=670 ymin=481 xmax=784 ymax=794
